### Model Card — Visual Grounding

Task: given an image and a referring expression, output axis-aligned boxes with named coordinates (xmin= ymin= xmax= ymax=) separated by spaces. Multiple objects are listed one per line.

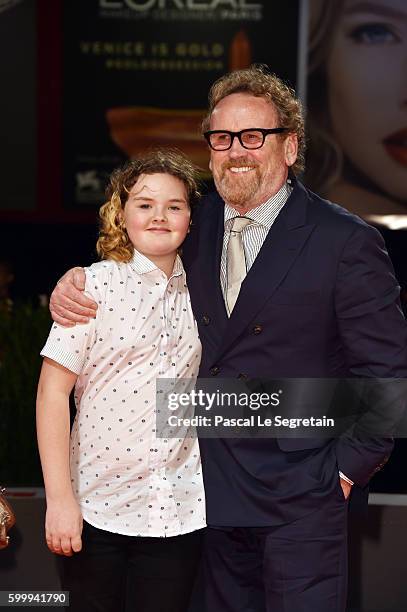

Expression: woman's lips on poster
xmin=383 ymin=129 xmax=407 ymax=168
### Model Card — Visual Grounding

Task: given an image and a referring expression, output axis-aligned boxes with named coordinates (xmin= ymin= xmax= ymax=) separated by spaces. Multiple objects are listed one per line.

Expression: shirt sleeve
xmin=339 ymin=471 xmax=354 ymax=486
xmin=40 ymin=266 xmax=104 ymax=374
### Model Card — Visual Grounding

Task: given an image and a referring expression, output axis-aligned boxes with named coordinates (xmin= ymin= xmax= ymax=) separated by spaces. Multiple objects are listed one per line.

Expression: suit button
xmin=210 ymin=366 xmax=220 ymax=376
xmin=238 ymin=373 xmax=248 ymax=380
xmin=202 ymin=315 xmax=210 ymax=326
xmin=253 ymin=324 xmax=263 ymax=335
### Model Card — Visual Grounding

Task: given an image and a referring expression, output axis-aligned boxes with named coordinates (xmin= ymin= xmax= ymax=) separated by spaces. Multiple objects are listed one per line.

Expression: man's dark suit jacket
xmin=182 ymin=178 xmax=407 ymax=527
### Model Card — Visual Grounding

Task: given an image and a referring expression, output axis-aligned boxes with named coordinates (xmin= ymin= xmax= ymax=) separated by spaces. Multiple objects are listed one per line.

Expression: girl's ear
xmin=117 ymin=211 xmax=125 ymax=228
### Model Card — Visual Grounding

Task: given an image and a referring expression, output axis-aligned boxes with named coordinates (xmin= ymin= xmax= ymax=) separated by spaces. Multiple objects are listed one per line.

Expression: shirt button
xmin=253 ymin=324 xmax=263 ymax=335
xmin=202 ymin=315 xmax=210 ymax=326
xmin=210 ymin=366 xmax=220 ymax=376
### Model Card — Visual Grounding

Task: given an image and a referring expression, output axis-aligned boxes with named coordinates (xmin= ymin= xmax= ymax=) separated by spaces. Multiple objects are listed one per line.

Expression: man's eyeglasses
xmin=203 ymin=128 xmax=288 ymax=151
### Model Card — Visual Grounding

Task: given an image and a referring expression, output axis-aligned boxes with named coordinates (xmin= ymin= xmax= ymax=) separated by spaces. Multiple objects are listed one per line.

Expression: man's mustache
xmin=221 ymin=158 xmax=260 ymax=172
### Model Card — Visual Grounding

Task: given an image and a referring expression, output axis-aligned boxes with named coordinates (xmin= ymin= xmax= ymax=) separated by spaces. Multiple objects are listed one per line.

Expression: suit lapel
xmin=215 ymin=182 xmax=316 ymax=360
xmin=197 ymin=194 xmax=228 ymax=321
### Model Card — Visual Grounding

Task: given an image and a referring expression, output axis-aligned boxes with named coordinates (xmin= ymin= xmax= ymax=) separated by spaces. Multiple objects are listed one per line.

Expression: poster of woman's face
xmin=305 ymin=0 xmax=407 ymax=226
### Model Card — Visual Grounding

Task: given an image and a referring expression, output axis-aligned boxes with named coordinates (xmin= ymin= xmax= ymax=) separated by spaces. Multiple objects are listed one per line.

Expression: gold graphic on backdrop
xmin=228 ymin=30 xmax=251 ymax=71
xmin=106 ymin=106 xmax=208 ymax=168
xmin=106 ymin=31 xmax=252 ymax=172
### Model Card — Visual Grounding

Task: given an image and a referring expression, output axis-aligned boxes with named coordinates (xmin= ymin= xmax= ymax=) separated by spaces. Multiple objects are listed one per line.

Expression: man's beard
xmin=215 ymin=158 xmax=261 ymax=208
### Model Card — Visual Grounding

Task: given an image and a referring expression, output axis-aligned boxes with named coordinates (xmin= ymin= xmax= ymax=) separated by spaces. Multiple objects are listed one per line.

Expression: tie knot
xmin=231 ymin=217 xmax=252 ymax=233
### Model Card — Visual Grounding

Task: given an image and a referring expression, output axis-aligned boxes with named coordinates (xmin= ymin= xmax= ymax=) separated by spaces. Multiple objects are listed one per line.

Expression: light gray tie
xmin=226 ymin=216 xmax=252 ymax=315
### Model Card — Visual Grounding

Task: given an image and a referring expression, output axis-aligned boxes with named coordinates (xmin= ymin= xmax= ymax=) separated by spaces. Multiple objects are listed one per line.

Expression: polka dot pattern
xmin=41 ymin=251 xmax=205 ymax=537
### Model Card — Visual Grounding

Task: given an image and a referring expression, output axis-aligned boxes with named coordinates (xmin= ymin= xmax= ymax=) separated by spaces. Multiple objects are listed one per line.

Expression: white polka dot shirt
xmin=41 ymin=250 xmax=205 ymax=537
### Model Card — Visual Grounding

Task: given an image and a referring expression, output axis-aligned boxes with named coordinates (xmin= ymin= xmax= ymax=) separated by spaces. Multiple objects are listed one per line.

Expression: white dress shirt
xmin=41 ymin=251 xmax=206 ymax=537
xmin=220 ymin=181 xmax=292 ymax=302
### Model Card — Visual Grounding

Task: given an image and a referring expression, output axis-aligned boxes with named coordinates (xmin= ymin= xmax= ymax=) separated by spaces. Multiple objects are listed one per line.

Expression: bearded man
xmin=50 ymin=66 xmax=407 ymax=612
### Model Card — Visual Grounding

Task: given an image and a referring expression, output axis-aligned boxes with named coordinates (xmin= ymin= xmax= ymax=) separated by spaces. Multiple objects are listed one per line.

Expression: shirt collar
xmin=171 ymin=255 xmax=184 ymax=277
xmin=224 ymin=180 xmax=293 ymax=230
xmin=129 ymin=249 xmax=184 ymax=277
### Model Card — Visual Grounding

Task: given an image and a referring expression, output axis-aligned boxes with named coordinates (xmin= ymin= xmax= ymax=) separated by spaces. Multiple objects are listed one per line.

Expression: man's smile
xmin=228 ymin=166 xmax=256 ymax=174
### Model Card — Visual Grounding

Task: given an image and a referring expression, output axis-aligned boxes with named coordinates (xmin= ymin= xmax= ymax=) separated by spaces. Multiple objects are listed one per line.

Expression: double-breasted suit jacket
xmin=182 ymin=179 xmax=407 ymax=526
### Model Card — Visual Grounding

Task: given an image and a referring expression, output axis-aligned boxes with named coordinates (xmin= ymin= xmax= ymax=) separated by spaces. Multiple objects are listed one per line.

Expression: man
xmin=50 ymin=66 xmax=407 ymax=612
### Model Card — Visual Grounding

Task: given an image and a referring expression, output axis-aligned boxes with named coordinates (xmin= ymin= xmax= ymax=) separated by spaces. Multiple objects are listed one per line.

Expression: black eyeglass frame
xmin=203 ymin=127 xmax=288 ymax=151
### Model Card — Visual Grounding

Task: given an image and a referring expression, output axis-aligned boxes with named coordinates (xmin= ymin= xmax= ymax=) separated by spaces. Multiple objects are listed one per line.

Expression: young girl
xmin=36 ymin=149 xmax=205 ymax=612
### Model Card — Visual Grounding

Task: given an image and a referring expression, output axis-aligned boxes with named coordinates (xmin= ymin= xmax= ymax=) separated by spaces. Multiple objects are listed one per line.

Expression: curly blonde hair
xmin=202 ymin=64 xmax=305 ymax=175
xmin=96 ymin=148 xmax=201 ymax=263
